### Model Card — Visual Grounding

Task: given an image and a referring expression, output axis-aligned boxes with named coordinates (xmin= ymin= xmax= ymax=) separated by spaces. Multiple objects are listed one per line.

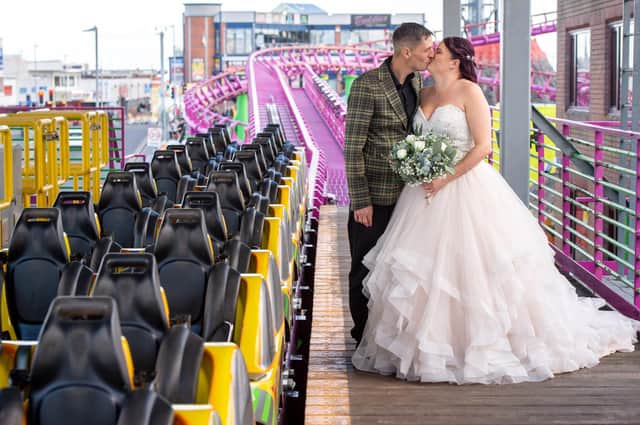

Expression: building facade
xmin=183 ymin=2 xmax=425 ymax=84
xmin=557 ymin=0 xmax=634 ymax=122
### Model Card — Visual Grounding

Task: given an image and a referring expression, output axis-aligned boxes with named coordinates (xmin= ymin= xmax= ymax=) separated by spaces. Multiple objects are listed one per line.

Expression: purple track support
xmin=537 ymin=131 xmax=545 ymax=227
xmin=636 ymin=135 xmax=640 ymax=310
xmin=593 ymin=130 xmax=605 ymax=280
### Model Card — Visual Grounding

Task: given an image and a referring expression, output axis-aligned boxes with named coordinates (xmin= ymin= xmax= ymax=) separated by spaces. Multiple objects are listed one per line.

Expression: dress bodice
xmin=414 ymin=104 xmax=474 ymax=163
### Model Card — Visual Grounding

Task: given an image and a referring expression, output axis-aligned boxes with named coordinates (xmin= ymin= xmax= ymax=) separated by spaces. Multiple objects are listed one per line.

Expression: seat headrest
xmin=93 ymin=253 xmax=168 ymax=331
xmin=182 ymin=192 xmax=228 ymax=241
xmin=30 ymin=296 xmax=131 ymax=392
xmin=8 ymin=208 xmax=68 ymax=263
xmin=99 ymin=171 xmax=142 ymax=211
xmin=53 ymin=191 xmax=100 ymax=240
xmin=151 ymin=151 xmax=182 ymax=180
xmin=206 ymin=170 xmax=246 ymax=211
xmin=154 ymin=209 xmax=215 ymax=265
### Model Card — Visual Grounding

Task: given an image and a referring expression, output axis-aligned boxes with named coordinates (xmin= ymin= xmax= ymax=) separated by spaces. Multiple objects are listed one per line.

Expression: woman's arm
xmin=423 ymin=82 xmax=492 ymax=194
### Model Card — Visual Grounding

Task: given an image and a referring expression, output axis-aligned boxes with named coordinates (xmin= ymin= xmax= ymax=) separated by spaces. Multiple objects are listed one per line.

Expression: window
xmin=225 ymin=28 xmax=252 ymax=55
xmin=609 ymin=21 xmax=634 ymax=110
xmin=310 ymin=30 xmax=335 ymax=45
xmin=569 ymin=29 xmax=590 ymax=108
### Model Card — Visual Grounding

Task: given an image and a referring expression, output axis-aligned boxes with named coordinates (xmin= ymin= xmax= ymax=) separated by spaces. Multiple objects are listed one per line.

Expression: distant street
xmin=124 ymin=122 xmax=152 ymax=160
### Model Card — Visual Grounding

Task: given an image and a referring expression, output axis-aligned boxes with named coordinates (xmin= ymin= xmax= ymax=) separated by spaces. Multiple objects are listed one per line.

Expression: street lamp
xmin=157 ymin=28 xmax=167 ymax=141
xmin=83 ymin=26 xmax=99 ymax=107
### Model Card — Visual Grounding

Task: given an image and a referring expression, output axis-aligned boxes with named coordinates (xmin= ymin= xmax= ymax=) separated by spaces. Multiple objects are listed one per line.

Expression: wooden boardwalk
xmin=304 ymin=205 xmax=640 ymax=425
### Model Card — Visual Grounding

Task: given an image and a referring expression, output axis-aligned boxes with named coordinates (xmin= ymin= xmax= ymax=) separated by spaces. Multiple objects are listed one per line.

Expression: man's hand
xmin=354 ymin=206 xmax=373 ymax=228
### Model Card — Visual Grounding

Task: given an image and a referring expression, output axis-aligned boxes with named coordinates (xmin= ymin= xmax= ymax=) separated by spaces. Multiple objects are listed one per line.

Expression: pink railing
xmin=491 ymin=106 xmax=640 ymax=320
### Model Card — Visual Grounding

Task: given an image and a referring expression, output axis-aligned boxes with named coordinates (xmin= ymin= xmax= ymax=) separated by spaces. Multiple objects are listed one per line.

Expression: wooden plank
xmin=305 ymin=205 xmax=640 ymax=425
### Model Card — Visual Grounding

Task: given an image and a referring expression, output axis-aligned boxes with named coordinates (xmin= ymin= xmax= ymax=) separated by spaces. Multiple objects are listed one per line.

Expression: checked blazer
xmin=344 ymin=61 xmax=423 ymax=211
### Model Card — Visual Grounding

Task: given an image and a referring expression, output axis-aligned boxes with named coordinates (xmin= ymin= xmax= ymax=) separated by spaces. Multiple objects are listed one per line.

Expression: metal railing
xmin=491 ymin=106 xmax=640 ymax=319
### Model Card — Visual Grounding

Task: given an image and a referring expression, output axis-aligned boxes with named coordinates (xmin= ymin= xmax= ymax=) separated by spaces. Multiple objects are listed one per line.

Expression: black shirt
xmin=385 ymin=56 xmax=417 ymax=131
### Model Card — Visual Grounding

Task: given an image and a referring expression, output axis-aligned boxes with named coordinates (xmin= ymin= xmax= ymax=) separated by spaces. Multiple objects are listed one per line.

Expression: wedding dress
xmin=351 ymin=104 xmax=638 ymax=384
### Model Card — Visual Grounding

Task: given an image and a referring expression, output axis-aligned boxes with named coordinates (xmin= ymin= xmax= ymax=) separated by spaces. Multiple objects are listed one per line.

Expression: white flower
xmin=413 ymin=140 xmax=426 ymax=151
xmin=441 ymin=143 xmax=447 ymax=152
xmin=396 ymin=149 xmax=408 ymax=159
xmin=406 ymin=135 xmax=417 ymax=143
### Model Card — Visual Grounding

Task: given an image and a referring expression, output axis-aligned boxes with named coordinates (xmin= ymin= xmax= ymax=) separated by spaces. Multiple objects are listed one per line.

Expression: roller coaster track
xmin=183 ymin=14 xmax=559 ymax=206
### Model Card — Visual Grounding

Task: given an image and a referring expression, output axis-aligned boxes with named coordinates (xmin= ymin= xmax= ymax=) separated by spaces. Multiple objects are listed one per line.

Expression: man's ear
xmin=402 ymin=46 xmax=412 ymax=59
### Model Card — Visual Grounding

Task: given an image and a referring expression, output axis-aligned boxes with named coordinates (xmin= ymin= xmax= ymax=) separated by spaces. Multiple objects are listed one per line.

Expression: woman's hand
xmin=422 ymin=176 xmax=449 ymax=199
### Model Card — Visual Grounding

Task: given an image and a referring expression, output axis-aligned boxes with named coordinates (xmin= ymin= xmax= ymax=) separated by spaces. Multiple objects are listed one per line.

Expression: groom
xmin=344 ymin=22 xmax=434 ymax=345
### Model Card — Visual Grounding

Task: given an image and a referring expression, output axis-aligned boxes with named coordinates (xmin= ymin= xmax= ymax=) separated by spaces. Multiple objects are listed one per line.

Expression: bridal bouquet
xmin=389 ymin=129 xmax=458 ymax=186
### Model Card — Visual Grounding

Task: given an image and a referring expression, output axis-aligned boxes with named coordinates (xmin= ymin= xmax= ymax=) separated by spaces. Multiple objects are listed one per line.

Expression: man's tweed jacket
xmin=344 ymin=61 xmax=422 ymax=211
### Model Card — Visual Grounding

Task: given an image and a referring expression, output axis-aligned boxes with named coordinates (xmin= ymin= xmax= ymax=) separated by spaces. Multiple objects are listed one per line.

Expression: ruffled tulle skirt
xmin=352 ymin=162 xmax=638 ymax=384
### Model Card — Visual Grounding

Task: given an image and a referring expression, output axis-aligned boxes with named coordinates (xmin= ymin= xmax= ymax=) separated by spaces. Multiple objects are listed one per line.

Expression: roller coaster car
xmin=167 ymin=144 xmax=194 ymax=176
xmin=0 ymin=208 xmax=94 ymax=340
xmin=97 ymin=172 xmax=159 ymax=248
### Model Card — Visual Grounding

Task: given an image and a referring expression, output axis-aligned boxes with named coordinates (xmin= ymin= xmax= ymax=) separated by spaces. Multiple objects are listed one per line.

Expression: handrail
xmin=0 ymin=116 xmax=71 ymax=207
xmin=19 ymin=110 xmax=105 ymax=200
xmin=0 ymin=126 xmax=13 ymax=211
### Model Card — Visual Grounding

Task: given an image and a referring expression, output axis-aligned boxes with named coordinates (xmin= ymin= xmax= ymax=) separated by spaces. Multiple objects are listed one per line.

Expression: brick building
xmin=557 ymin=0 xmax=633 ymax=122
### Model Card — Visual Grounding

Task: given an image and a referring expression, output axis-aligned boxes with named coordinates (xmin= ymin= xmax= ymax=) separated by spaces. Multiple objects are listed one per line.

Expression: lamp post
xmin=83 ymin=26 xmax=99 ymax=107
xmin=158 ymin=29 xmax=167 ymax=141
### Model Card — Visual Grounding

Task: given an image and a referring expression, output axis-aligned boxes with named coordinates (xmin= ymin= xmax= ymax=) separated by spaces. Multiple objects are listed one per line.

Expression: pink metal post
xmin=537 ymin=131 xmax=545 ymax=227
xmin=635 ymin=134 xmax=640 ymax=310
xmin=593 ymin=130 xmax=605 ymax=280
xmin=561 ymin=124 xmax=572 ymax=256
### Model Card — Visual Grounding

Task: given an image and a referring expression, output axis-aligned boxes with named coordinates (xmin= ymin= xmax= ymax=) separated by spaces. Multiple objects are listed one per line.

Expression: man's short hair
xmin=392 ymin=22 xmax=433 ymax=51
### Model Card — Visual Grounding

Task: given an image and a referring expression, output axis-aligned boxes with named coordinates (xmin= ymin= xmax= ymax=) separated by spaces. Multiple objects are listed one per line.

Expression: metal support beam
xmin=499 ymin=0 xmax=531 ymax=203
xmin=443 ymin=0 xmax=462 ymax=37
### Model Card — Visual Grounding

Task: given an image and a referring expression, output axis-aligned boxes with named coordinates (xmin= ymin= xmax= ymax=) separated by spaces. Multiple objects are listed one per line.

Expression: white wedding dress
xmin=351 ymin=104 xmax=638 ymax=384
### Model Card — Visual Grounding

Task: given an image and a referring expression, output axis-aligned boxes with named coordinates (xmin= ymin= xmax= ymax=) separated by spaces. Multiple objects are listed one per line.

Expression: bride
xmin=351 ymin=36 xmax=638 ymax=384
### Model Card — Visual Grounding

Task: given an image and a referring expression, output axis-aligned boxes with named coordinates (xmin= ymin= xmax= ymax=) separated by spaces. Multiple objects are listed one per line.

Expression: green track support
xmin=235 ymin=93 xmax=248 ymax=142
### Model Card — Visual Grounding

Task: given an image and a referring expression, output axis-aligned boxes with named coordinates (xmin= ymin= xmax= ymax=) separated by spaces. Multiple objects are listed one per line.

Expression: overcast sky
xmin=0 ymin=0 xmax=557 ymax=70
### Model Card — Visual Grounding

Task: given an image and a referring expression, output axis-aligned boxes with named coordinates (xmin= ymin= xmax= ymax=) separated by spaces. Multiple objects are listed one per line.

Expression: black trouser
xmin=347 ymin=204 xmax=395 ymax=343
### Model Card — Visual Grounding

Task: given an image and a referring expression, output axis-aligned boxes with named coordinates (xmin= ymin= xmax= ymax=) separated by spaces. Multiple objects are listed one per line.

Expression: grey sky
xmin=1 ymin=0 xmax=556 ymax=70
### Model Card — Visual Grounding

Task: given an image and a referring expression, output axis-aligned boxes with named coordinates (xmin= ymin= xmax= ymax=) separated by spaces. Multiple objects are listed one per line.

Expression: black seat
xmin=182 ymin=192 xmax=228 ymax=254
xmin=151 ymin=151 xmax=182 ymax=202
xmin=201 ymin=262 xmax=241 ymax=342
xmin=153 ymin=209 xmax=215 ymax=335
xmin=5 ymin=208 xmax=70 ymax=340
xmin=213 ymin=124 xmax=232 ymax=147
xmin=185 ymin=137 xmax=210 ymax=173
xmin=264 ymin=124 xmax=285 ymax=150
xmin=237 ymin=207 xmax=265 ymax=249
xmin=194 ymin=133 xmax=217 ymax=158
xmin=53 ymin=191 xmax=100 ymax=260
xmin=175 ymin=175 xmax=198 ymax=205
xmin=235 ymin=151 xmax=264 ymax=192
xmin=240 ymin=144 xmax=269 ymax=174
xmin=208 ymin=127 xmax=228 ymax=155
xmin=259 ymin=178 xmax=280 ymax=204
xmin=219 ymin=162 xmax=252 ymax=202
xmin=167 ymin=145 xmax=193 ymax=175
xmin=98 ymin=172 xmax=143 ymax=248
xmin=124 ymin=162 xmax=158 ymax=207
xmin=206 ymin=171 xmax=246 ymax=234
xmin=92 ymin=253 xmax=170 ymax=378
xmin=28 ymin=297 xmax=132 ymax=425
xmin=254 ymin=135 xmax=277 ymax=164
